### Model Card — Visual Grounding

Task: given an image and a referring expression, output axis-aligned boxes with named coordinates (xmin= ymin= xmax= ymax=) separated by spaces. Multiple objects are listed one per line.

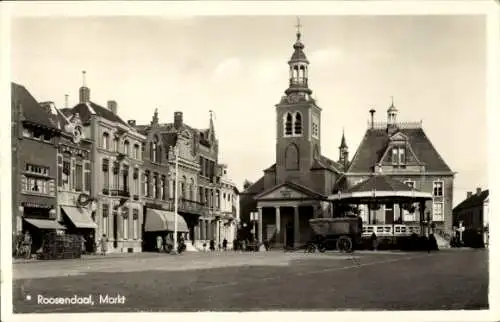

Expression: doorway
xmin=285 ymin=221 xmax=294 ymax=248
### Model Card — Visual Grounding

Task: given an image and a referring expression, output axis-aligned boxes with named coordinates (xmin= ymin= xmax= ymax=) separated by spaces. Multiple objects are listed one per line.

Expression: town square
xmin=4 ymin=6 xmax=493 ymax=317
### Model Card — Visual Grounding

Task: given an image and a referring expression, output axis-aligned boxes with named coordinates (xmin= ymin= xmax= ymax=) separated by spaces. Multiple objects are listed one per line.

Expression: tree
xmin=243 ymin=179 xmax=253 ymax=190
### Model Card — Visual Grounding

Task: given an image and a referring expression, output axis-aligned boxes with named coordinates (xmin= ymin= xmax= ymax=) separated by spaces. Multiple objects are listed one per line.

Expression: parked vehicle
xmin=308 ymin=216 xmax=363 ymax=253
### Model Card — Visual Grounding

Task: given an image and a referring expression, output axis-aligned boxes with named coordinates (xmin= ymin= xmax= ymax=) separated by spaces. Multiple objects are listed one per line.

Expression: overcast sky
xmin=11 ymin=15 xmax=486 ymax=206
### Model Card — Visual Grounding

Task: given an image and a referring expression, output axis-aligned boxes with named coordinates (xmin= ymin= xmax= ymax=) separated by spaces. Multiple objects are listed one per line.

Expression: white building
xmin=217 ymin=164 xmax=240 ymax=249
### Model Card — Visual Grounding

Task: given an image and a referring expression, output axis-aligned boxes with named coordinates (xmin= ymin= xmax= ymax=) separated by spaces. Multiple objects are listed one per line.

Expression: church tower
xmin=275 ymin=19 xmax=322 ymax=184
xmin=338 ymin=129 xmax=349 ymax=170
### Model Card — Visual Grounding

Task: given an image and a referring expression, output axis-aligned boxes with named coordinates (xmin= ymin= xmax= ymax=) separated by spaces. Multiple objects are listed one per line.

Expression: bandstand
xmin=329 ymin=175 xmax=433 ymax=240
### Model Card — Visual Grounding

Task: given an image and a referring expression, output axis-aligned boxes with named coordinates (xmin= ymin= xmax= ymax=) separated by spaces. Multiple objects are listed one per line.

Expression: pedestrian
xmin=233 ymin=238 xmax=238 ymax=251
xmin=222 ymin=238 xmax=228 ymax=251
xmin=100 ymin=234 xmax=108 ymax=255
xmin=156 ymin=235 xmax=163 ymax=252
xmin=209 ymin=239 xmax=215 ymax=251
xmin=80 ymin=235 xmax=86 ymax=255
xmin=22 ymin=231 xmax=32 ymax=259
xmin=370 ymin=233 xmax=378 ymax=251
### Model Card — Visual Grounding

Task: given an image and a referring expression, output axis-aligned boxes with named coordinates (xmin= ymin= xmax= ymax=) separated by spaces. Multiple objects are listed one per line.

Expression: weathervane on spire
xmin=295 ymin=16 xmax=302 ymax=39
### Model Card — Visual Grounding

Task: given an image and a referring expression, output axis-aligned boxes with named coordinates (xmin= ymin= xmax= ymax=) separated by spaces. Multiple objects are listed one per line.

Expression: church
xmin=239 ymin=25 xmax=455 ymax=249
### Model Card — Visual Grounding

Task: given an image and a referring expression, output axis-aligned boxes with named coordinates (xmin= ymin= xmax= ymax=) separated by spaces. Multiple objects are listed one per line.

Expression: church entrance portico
xmin=257 ymin=204 xmax=315 ymax=249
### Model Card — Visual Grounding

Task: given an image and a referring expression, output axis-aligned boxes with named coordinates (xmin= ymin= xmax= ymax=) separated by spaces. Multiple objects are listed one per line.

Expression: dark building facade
xmin=453 ymin=188 xmax=489 ymax=247
xmin=11 ymin=83 xmax=64 ymax=252
xmin=240 ymin=27 xmax=455 ymax=249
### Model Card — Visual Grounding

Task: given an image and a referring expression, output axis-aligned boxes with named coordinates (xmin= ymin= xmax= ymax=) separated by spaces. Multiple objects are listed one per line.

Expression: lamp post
xmin=172 ymin=144 xmax=180 ymax=254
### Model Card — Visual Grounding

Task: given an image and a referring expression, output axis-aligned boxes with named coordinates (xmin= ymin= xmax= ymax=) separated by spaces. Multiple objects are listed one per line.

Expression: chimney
xmin=107 ymin=100 xmax=117 ymax=114
xmin=64 ymin=94 xmax=69 ymax=108
xmin=369 ymin=109 xmax=376 ymax=129
xmin=467 ymin=191 xmax=473 ymax=199
xmin=79 ymin=70 xmax=90 ymax=103
xmin=476 ymin=187 xmax=482 ymax=195
xmin=174 ymin=111 xmax=183 ymax=128
xmin=127 ymin=120 xmax=136 ymax=127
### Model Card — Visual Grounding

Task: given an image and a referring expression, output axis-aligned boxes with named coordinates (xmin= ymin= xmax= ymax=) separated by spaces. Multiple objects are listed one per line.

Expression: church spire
xmin=338 ymin=128 xmax=349 ymax=169
xmin=208 ymin=110 xmax=216 ymax=142
xmin=151 ymin=108 xmax=159 ymax=126
xmin=285 ymin=17 xmax=312 ymax=97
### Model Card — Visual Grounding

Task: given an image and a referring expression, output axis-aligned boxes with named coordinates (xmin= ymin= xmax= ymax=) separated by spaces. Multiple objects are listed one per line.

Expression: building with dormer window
xmin=12 ymin=83 xmax=64 ymax=253
xmin=61 ymin=72 xmax=146 ymax=253
xmin=240 ymin=24 xmax=455 ymax=249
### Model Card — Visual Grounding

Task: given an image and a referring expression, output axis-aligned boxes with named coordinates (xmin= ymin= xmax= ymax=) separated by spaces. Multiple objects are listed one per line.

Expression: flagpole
xmin=173 ymin=144 xmax=179 ymax=254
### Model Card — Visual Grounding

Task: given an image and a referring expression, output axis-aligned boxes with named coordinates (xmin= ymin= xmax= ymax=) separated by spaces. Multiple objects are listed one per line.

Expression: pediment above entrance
xmin=254 ymin=182 xmax=323 ymax=201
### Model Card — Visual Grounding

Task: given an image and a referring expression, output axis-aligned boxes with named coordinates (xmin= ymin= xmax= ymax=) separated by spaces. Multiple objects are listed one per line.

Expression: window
xmin=43 ymin=133 xmax=52 ymax=143
xmin=26 ymin=164 xmax=50 ymax=176
xmin=152 ymin=139 xmax=157 ymax=162
xmin=169 ymin=180 xmax=175 ymax=199
xmin=112 ymin=162 xmax=119 ymax=190
xmin=122 ymin=208 xmax=129 ymax=240
xmin=294 ymin=112 xmax=302 ymax=135
xmin=102 ymin=159 xmax=109 ymax=189
xmin=33 ymin=129 xmax=42 ymax=140
xmin=391 ymin=147 xmax=406 ymax=166
xmin=75 ymin=162 xmax=83 ymax=192
xmin=102 ymin=204 xmax=109 ymax=235
xmin=24 ymin=176 xmax=49 ymax=194
xmin=199 ymin=186 xmax=204 ymax=204
xmin=190 ymin=178 xmax=195 ymax=201
xmin=433 ymin=202 xmax=444 ymax=221
xmin=62 ymin=158 xmax=71 ymax=190
xmin=404 ymin=180 xmax=415 ymax=190
xmin=152 ymin=174 xmax=158 ymax=199
xmin=124 ymin=140 xmax=130 ymax=156
xmin=284 ymin=113 xmax=293 ymax=136
xmin=133 ymin=144 xmax=139 ymax=159
xmin=84 ymin=162 xmax=91 ymax=192
xmin=113 ymin=137 xmax=119 ymax=152
xmin=102 ymin=133 xmax=109 ymax=150
xmin=144 ymin=171 xmax=150 ymax=197
xmin=133 ymin=209 xmax=139 ymax=240
xmin=433 ymin=181 xmax=443 ymax=197
xmin=134 ymin=169 xmax=139 ymax=195
xmin=160 ymin=176 xmax=166 ymax=200
xmin=122 ymin=165 xmax=129 ymax=192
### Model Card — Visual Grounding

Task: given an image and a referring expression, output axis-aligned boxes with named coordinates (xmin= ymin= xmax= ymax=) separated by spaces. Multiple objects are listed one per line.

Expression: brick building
xmin=240 ymin=26 xmax=455 ymax=249
xmin=11 ymin=83 xmax=64 ymax=252
xmin=62 ymin=72 xmax=146 ymax=253
xmin=453 ymin=188 xmax=489 ymax=247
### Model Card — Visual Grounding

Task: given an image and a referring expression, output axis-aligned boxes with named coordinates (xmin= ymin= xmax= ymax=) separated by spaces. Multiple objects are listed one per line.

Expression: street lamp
xmin=250 ymin=211 xmax=258 ymax=241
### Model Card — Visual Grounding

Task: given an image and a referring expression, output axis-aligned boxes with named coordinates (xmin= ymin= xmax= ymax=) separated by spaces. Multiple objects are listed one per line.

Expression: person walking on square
xmin=222 ymin=238 xmax=228 ymax=251
xmin=209 ymin=239 xmax=215 ymax=251
xmin=22 ymin=231 xmax=32 ymax=259
xmin=80 ymin=235 xmax=86 ymax=255
xmin=100 ymin=234 xmax=108 ymax=255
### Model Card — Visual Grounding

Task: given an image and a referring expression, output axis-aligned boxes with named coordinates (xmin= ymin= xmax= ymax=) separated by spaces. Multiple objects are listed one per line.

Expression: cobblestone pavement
xmin=11 ymin=248 xmax=488 ymax=312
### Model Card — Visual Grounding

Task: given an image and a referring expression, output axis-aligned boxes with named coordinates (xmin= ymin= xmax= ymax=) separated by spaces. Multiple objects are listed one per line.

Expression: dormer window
xmin=391 ymin=147 xmax=406 ymax=167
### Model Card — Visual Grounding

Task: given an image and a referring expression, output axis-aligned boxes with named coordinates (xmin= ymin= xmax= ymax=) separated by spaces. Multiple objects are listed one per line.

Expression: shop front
xmin=142 ymin=206 xmax=190 ymax=252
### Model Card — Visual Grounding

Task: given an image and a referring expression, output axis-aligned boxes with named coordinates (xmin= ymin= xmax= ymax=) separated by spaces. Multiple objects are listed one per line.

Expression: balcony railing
xmin=165 ymin=198 xmax=208 ymax=215
xmin=109 ymin=189 xmax=130 ymax=198
xmin=362 ymin=224 xmax=421 ymax=237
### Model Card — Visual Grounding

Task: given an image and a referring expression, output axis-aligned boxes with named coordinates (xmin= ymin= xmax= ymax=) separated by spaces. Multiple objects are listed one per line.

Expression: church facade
xmin=240 ymin=26 xmax=455 ymax=248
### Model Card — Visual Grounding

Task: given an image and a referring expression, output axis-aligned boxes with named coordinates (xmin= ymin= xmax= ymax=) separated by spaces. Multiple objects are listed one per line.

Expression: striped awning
xmin=145 ymin=208 xmax=189 ymax=233
xmin=24 ymin=218 xmax=66 ymax=230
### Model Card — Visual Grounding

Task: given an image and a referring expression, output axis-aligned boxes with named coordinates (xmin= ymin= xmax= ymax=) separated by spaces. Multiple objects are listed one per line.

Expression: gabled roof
xmin=11 ymin=83 xmax=59 ymax=131
xmin=70 ymin=101 xmax=128 ymax=126
xmin=453 ymin=190 xmax=489 ymax=213
xmin=346 ymin=175 xmax=414 ymax=193
xmin=241 ymin=176 xmax=265 ymax=195
xmin=348 ymin=127 xmax=452 ymax=173
xmin=311 ymin=155 xmax=342 ymax=173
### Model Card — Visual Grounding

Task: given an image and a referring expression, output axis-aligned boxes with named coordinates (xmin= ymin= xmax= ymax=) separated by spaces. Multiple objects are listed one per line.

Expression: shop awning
xmin=145 ymin=208 xmax=189 ymax=232
xmin=61 ymin=206 xmax=97 ymax=229
xmin=24 ymin=218 xmax=66 ymax=230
